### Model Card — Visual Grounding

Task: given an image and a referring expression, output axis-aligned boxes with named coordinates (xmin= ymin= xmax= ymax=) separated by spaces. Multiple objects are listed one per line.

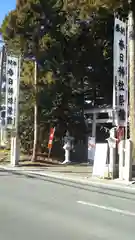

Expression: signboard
xmin=92 ymin=143 xmax=108 ymax=178
xmin=5 ymin=56 xmax=20 ymax=128
xmin=113 ymin=16 xmax=128 ymax=126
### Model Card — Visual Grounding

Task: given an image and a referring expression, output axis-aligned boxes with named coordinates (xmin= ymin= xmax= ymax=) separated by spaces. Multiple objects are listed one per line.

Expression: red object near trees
xmin=48 ymin=128 xmax=55 ymax=149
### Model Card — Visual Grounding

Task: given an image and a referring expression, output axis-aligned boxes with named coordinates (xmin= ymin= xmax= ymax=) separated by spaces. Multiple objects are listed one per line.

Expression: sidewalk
xmin=0 ymin=163 xmax=93 ymax=178
xmin=1 ymin=163 xmax=135 ymax=192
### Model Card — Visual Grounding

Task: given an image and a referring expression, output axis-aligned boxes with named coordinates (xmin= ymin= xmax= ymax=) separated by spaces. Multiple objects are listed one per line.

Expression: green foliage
xmin=0 ymin=0 xmax=118 ymax=155
xmin=21 ymin=61 xmax=35 ymax=84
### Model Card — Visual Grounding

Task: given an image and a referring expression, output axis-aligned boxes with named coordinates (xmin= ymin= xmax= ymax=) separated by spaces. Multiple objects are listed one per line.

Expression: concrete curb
xmin=26 ymin=171 xmax=135 ymax=192
xmin=1 ymin=165 xmax=135 ymax=193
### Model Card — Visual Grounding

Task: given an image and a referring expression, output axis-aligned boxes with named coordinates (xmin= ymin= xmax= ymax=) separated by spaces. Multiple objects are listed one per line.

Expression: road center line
xmin=77 ymin=200 xmax=135 ymax=217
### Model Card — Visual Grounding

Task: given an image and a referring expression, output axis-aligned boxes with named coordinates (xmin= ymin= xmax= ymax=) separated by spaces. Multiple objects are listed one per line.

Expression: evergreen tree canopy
xmin=0 ymin=0 xmax=117 ymax=154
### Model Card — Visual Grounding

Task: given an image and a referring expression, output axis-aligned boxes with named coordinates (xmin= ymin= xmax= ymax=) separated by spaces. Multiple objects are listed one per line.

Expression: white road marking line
xmin=77 ymin=200 xmax=135 ymax=217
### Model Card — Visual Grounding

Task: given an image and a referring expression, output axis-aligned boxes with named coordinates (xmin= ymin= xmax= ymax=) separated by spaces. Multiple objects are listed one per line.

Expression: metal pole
xmin=92 ymin=113 xmax=96 ymax=138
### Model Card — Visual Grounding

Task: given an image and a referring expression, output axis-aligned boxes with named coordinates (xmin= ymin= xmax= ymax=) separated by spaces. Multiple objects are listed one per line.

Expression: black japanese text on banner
xmin=5 ymin=56 xmax=19 ymax=128
xmin=113 ymin=17 xmax=128 ymax=126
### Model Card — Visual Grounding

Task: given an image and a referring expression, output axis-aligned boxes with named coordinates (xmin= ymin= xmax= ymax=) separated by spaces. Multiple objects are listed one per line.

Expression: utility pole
xmin=128 ymin=0 xmax=135 ymax=159
xmin=31 ymin=60 xmax=38 ymax=161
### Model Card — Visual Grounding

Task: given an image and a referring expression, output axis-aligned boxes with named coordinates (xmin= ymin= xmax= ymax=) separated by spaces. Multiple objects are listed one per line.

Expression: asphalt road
xmin=0 ymin=170 xmax=135 ymax=240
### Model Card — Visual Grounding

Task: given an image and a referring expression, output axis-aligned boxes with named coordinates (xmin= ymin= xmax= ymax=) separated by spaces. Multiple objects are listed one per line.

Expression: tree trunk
xmin=31 ymin=61 xmax=38 ymax=162
xmin=128 ymin=1 xmax=135 ymax=160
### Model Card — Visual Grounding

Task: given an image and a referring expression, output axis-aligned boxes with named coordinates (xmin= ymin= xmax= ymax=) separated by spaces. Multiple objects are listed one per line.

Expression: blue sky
xmin=0 ymin=1 xmax=16 ymax=25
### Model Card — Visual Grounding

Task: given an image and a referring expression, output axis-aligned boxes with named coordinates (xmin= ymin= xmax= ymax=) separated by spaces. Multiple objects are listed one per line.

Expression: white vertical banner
xmin=5 ymin=55 xmax=20 ymax=129
xmin=113 ymin=16 xmax=128 ymax=126
xmin=0 ymin=47 xmax=6 ymax=127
